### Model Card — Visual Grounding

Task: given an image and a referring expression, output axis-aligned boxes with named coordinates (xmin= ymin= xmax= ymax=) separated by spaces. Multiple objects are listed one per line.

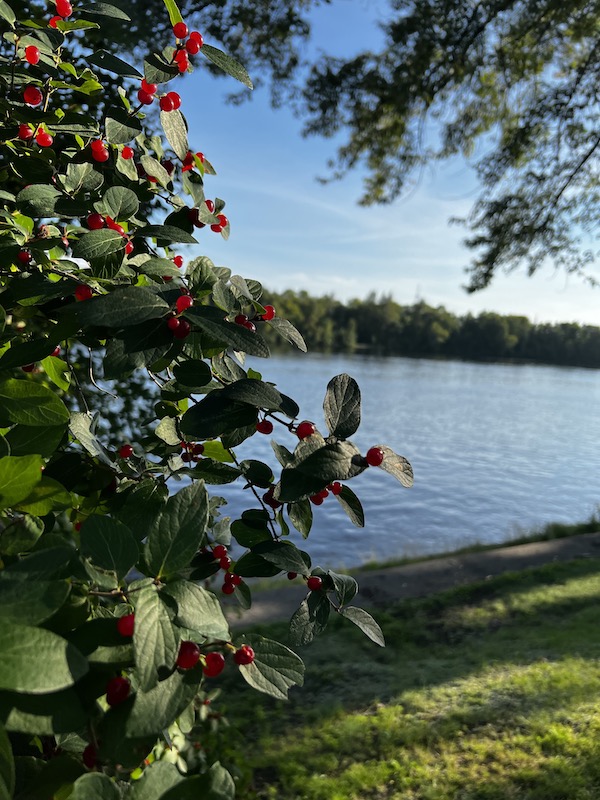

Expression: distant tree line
xmin=262 ymin=290 xmax=600 ymax=368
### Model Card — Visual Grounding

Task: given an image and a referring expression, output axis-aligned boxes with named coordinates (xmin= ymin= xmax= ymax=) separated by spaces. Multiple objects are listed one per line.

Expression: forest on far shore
xmin=262 ymin=290 xmax=600 ymax=368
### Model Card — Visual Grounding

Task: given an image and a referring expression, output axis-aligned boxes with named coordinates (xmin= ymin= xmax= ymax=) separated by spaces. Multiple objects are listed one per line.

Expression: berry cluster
xmin=180 ymin=441 xmax=204 ymax=462
xmin=233 ymin=305 xmax=276 ymax=334
xmin=137 ymin=77 xmax=182 ymax=113
xmin=310 ymin=481 xmax=343 ymax=505
xmin=171 ymin=23 xmax=204 ymax=74
xmin=49 ymin=0 xmax=72 ymax=27
xmin=86 ymin=212 xmax=134 ymax=253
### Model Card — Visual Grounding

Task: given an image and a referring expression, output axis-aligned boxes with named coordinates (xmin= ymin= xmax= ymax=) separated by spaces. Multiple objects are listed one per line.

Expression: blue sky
xmin=175 ymin=0 xmax=600 ymax=325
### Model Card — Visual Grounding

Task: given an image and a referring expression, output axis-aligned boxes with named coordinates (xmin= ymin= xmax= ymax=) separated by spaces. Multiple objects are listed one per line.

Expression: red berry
xmin=192 ymin=443 xmax=204 ymax=455
xmin=196 ymin=152 xmax=205 ymax=163
xmin=173 ymin=21 xmax=188 ymax=38
xmin=118 ymin=443 xmax=133 ymax=459
xmin=121 ymin=146 xmax=134 ymax=159
xmin=189 ymin=31 xmax=204 ymax=45
xmin=90 ymin=138 xmax=105 ymax=152
xmin=172 ymin=255 xmax=184 ymax=268
xmin=212 ymin=544 xmax=227 ymax=559
xmin=319 ymin=488 xmax=329 ymax=500
xmin=159 ymin=95 xmax=175 ymax=112
xmin=234 ymin=314 xmax=248 ymax=326
xmin=36 ymin=131 xmax=53 ymax=147
xmin=167 ymin=316 xmax=180 ymax=332
xmin=233 ymin=645 xmax=255 ymax=666
xmin=296 ymin=420 xmax=316 ymax=440
xmin=177 ymin=641 xmax=200 ymax=670
xmin=328 ymin=481 xmax=343 ymax=496
xmin=51 ymin=346 xmax=61 ymax=357
xmin=307 ymin=576 xmax=323 ymax=592
xmin=243 ymin=321 xmax=256 ymax=333
xmin=219 ymin=556 xmax=232 ymax=571
xmin=87 ymin=213 xmax=105 ymax=230
xmin=137 ymin=88 xmax=154 ymax=105
xmin=23 ymin=85 xmax=43 ymax=106
xmin=162 ymin=159 xmax=175 ymax=175
xmin=256 ymin=419 xmax=274 ymax=435
xmin=116 ymin=613 xmax=134 ymax=637
xmin=48 ymin=15 xmax=61 ymax=27
xmin=82 ymin=744 xmax=97 ymax=769
xmin=181 ymin=452 xmax=194 ymax=463
xmin=204 ymin=199 xmax=215 ymax=213
xmin=176 ymin=295 xmax=193 ymax=313
xmin=25 ymin=46 xmax=40 ymax=65
xmin=92 ymin=146 xmax=109 ymax=162
xmin=221 ymin=582 xmax=235 ymax=595
xmin=230 ymin=574 xmax=242 ymax=586
xmin=186 ymin=38 xmax=201 ymax=55
xmin=106 ymin=218 xmax=125 ymax=236
xmin=106 ymin=676 xmax=130 ymax=706
xmin=287 ymin=572 xmax=297 ymax=580
xmin=216 ymin=214 xmax=228 ymax=228
xmin=310 ymin=494 xmax=324 ymax=506
xmin=366 ymin=446 xmax=385 ymax=467
xmin=56 ymin=0 xmax=73 ymax=18
xmin=175 ymin=50 xmax=189 ymax=72
xmin=166 ymin=91 xmax=182 ymax=110
xmin=74 ymin=521 xmax=82 ymax=532
xmin=125 ymin=241 xmax=134 ymax=255
xmin=18 ymin=124 xmax=33 ymax=140
xmin=261 ymin=305 xmax=276 ymax=321
xmin=21 ymin=363 xmax=35 ymax=373
xmin=75 ymin=284 xmax=93 ymax=301
xmin=262 ymin=487 xmax=282 ymax=510
xmin=203 ymin=651 xmax=225 ymax=677
xmin=173 ymin=319 xmax=191 ymax=339
xmin=163 ymin=276 xmax=173 ymax=282
xmin=141 ymin=79 xmax=157 ymax=95
xmin=17 ymin=250 xmax=32 ymax=265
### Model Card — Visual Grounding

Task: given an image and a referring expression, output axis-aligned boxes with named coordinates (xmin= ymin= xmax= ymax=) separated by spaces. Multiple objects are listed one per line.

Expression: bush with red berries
xmin=0 ymin=0 xmax=413 ymax=796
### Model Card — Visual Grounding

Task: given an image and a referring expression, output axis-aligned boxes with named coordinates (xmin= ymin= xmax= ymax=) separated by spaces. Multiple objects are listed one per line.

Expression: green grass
xmin=219 ymin=558 xmax=600 ymax=799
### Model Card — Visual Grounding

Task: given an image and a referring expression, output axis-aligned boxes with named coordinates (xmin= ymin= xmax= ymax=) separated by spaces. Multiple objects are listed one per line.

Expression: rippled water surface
xmin=211 ymin=354 xmax=600 ymax=569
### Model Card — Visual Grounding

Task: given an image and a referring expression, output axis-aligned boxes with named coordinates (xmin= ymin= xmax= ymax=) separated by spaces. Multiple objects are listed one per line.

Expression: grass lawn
xmin=219 ymin=557 xmax=600 ymax=799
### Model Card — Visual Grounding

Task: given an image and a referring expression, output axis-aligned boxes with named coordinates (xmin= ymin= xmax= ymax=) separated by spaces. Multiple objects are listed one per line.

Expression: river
xmin=208 ymin=354 xmax=600 ymax=570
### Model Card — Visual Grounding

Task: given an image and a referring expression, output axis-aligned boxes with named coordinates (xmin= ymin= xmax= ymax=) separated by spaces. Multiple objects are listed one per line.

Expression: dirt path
xmin=227 ymin=531 xmax=600 ymax=628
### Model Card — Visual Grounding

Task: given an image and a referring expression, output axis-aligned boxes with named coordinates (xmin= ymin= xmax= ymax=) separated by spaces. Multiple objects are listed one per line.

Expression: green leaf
xmin=219 ymin=379 xmax=287 ymax=411
xmin=69 ymin=411 xmax=113 ymax=466
xmin=200 ymin=440 xmax=234 ymax=462
xmin=103 ymin=320 xmax=172 ymax=379
xmin=0 ymin=687 xmax=86 ymax=735
xmin=15 ymin=185 xmax=60 ymax=217
xmin=63 ymin=162 xmax=104 ymax=193
xmin=86 ymin=48 xmax=140 ymax=77
xmin=67 ymin=286 xmax=169 ymax=328
xmin=112 ymin=479 xmax=168 ymax=542
xmin=162 ymin=0 xmax=183 ymax=25
xmin=237 ymin=635 xmax=304 ymax=700
xmin=180 ymin=393 xmax=257 ymax=440
xmin=191 ymin=459 xmax=242 ymax=484
xmin=144 ymin=481 xmax=209 ymax=578
xmin=137 ymin=224 xmax=197 ymax=244
xmin=127 ymin=665 xmax=202 ymax=737
xmin=140 ymin=155 xmax=171 ymax=188
xmin=233 ymin=551 xmax=280 ymax=578
xmin=0 ymin=338 xmax=58 ymax=370
xmin=94 ymin=186 xmax=140 ymax=220
xmin=133 ymin=585 xmax=179 ymax=691
xmin=0 ymin=722 xmax=14 ymax=800
xmin=70 ymin=772 xmax=120 ymax=800
xmin=239 ymin=459 xmax=273 ymax=488
xmin=253 ymin=541 xmax=310 ymax=574
xmin=161 ymin=109 xmax=189 ymax=160
xmin=144 ymin=51 xmax=179 ymax=84
xmin=173 ymin=359 xmax=212 ymax=388
xmin=14 ymin=476 xmax=72 ymax=516
xmin=186 ymin=307 xmax=270 ymax=358
xmin=0 ymin=624 xmax=87 ymax=693
xmin=0 ymin=1 xmax=16 ymax=26
xmin=287 ymin=498 xmax=313 ymax=538
xmin=267 ymin=316 xmax=307 ymax=352
xmin=323 ymin=373 xmax=361 ymax=439
xmin=128 ymin=762 xmax=182 ymax=800
xmin=4 ymin=545 xmax=74 ymax=580
xmin=71 ymin=229 xmax=125 ymax=278
xmin=335 ymin=484 xmax=365 ymax=527
xmin=105 ymin=112 xmax=142 ymax=144
xmin=163 ymin=580 xmax=230 ymax=641
xmin=0 ymin=455 xmax=43 ymax=510
xmin=155 ymin=416 xmax=180 ymax=445
xmin=0 ymin=575 xmax=69 ymax=626
xmin=0 ymin=514 xmax=43 ymax=556
xmin=377 ymin=445 xmax=415 ymax=487
xmin=339 ymin=606 xmax=385 ymax=646
xmin=289 ymin=593 xmax=330 ymax=646
xmin=230 ymin=517 xmax=271 ymax=548
xmin=41 ymin=356 xmax=71 ymax=392
xmin=79 ymin=2 xmax=131 ymax=20
xmin=161 ymin=762 xmax=235 ymax=800
xmin=328 ymin=570 xmax=358 ymax=606
xmin=200 ymin=44 xmax=253 ymax=89
xmin=0 ymin=378 xmax=69 ymax=427
xmin=80 ymin=516 xmax=139 ymax=581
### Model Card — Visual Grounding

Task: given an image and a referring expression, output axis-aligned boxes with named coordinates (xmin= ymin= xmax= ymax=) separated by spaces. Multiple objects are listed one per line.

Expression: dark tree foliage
xmin=297 ymin=0 xmax=600 ymax=290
